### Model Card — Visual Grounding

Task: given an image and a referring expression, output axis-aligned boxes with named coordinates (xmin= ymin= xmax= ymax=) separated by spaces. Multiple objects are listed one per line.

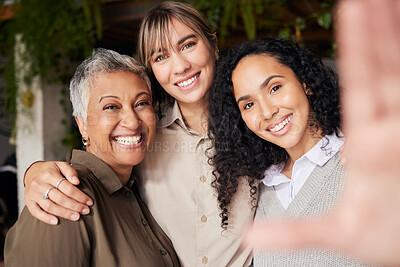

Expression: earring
xmin=82 ymin=137 xmax=90 ymax=147
xmin=305 ymin=89 xmax=312 ymax=95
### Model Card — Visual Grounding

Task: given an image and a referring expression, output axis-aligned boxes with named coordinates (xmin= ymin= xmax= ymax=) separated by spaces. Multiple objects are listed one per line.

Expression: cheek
xmin=140 ymin=111 xmax=156 ymax=137
xmin=241 ymin=113 xmax=256 ymax=132
xmin=201 ymin=52 xmax=216 ymax=73
xmin=86 ymin=113 xmax=99 ymax=127
xmin=141 ymin=111 xmax=156 ymax=128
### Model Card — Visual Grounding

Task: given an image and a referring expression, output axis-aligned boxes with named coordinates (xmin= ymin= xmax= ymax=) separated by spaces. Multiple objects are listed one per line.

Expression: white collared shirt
xmin=262 ymin=134 xmax=344 ymax=210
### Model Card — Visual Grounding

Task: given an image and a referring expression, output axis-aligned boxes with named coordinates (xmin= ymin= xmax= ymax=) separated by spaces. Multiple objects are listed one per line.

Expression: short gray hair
xmin=70 ymin=48 xmax=151 ymax=122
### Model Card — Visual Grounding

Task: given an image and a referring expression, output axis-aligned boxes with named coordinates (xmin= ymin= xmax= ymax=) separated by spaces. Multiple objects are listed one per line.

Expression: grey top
xmin=254 ymin=152 xmax=371 ymax=267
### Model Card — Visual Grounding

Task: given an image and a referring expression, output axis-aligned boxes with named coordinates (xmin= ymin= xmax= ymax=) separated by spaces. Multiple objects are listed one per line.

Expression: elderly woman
xmin=5 ymin=48 xmax=180 ymax=266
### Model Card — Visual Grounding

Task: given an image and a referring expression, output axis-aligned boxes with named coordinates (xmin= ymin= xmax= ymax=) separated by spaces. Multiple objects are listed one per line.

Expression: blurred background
xmin=0 ymin=0 xmax=336 ymax=263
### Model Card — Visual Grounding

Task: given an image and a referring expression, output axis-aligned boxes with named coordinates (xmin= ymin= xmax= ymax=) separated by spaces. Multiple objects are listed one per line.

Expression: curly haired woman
xmin=208 ymin=37 xmax=370 ymax=266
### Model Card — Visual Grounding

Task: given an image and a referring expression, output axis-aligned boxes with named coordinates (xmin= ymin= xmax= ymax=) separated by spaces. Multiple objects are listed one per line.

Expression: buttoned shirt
xmin=5 ymin=150 xmax=180 ymax=267
xmin=136 ymin=101 xmax=254 ymax=267
xmin=262 ymin=134 xmax=344 ymax=210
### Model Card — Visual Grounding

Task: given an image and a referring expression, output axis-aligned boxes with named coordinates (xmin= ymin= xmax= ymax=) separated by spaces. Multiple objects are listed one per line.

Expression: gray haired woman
xmin=5 ymin=48 xmax=180 ymax=267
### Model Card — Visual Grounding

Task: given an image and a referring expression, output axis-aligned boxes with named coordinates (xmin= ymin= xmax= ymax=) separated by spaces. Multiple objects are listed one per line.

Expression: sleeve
xmin=4 ymin=207 xmax=91 ymax=267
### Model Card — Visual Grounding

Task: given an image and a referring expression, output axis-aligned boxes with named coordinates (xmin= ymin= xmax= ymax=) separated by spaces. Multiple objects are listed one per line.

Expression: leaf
xmin=240 ymin=0 xmax=256 ymax=40
xmin=279 ymin=28 xmax=291 ymax=39
xmin=317 ymin=12 xmax=332 ymax=29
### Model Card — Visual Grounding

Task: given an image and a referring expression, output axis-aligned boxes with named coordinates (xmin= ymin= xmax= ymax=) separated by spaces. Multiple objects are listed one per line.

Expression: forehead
xmin=91 ymin=72 xmax=149 ymax=95
xmin=150 ymin=18 xmax=208 ymax=54
xmin=233 ymin=54 xmax=292 ymax=80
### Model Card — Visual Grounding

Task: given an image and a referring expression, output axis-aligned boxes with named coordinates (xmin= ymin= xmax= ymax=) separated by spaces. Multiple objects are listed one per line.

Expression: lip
xmin=266 ymin=114 xmax=293 ymax=136
xmin=174 ymin=72 xmax=200 ymax=91
xmin=112 ymin=133 xmax=145 ymax=149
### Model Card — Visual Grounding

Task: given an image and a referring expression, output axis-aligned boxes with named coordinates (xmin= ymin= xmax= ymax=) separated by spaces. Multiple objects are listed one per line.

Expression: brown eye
xmin=243 ymin=102 xmax=254 ymax=110
xmin=103 ymin=105 xmax=119 ymax=110
xmin=270 ymin=85 xmax=281 ymax=93
xmin=136 ymin=100 xmax=150 ymax=107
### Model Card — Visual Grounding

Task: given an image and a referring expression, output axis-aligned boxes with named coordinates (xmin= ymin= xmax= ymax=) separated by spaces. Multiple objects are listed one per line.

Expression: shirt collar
xmin=262 ymin=162 xmax=288 ymax=186
xmin=156 ymin=100 xmax=205 ymax=137
xmin=157 ymin=101 xmax=186 ymax=129
xmin=262 ymin=134 xmax=343 ymax=186
xmin=70 ymin=149 xmax=136 ymax=195
xmin=305 ymin=133 xmax=344 ymax=166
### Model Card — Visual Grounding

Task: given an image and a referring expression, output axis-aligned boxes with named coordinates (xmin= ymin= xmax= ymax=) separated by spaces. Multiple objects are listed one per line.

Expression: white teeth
xmin=177 ymin=74 xmax=199 ymax=87
xmin=115 ymin=135 xmax=141 ymax=146
xmin=269 ymin=115 xmax=292 ymax=132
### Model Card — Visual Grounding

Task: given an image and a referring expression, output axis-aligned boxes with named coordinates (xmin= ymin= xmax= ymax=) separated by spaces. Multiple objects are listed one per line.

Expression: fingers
xmin=35 ymin=188 xmax=84 ymax=222
xmin=244 ymin=218 xmax=335 ymax=250
xmin=24 ymin=161 xmax=93 ymax=224
xmin=368 ymin=0 xmax=400 ymax=115
xmin=25 ymin=200 xmax=59 ymax=225
xmin=26 ymin=161 xmax=93 ymax=206
xmin=29 ymin=174 xmax=92 ymax=214
xmin=56 ymin=174 xmax=93 ymax=206
xmin=54 ymin=161 xmax=79 ymax=185
xmin=337 ymin=0 xmax=378 ymax=128
xmin=338 ymin=0 xmax=400 ymax=131
xmin=47 ymin=183 xmax=91 ymax=214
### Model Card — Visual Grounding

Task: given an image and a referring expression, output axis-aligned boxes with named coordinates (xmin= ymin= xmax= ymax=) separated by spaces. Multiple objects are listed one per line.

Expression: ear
xmin=303 ymin=82 xmax=312 ymax=95
xmin=75 ymin=116 xmax=88 ymax=138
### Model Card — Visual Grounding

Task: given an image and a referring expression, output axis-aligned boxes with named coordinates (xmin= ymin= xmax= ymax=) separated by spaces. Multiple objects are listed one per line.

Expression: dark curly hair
xmin=208 ymin=37 xmax=341 ymax=229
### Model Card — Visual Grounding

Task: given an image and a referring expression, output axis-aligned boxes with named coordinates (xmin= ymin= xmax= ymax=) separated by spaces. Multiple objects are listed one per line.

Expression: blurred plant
xmin=193 ymin=0 xmax=336 ymax=48
xmin=0 ymin=0 xmax=102 ymax=152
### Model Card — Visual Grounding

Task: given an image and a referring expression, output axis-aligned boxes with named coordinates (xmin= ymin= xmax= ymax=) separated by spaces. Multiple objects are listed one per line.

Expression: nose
xmin=172 ymin=53 xmax=190 ymax=76
xmin=121 ymin=109 xmax=141 ymax=130
xmin=259 ymin=98 xmax=278 ymax=120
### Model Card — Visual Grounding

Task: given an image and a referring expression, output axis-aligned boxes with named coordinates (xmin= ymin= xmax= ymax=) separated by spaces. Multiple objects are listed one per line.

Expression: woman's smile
xmin=113 ymin=133 xmax=144 ymax=148
xmin=266 ymin=114 xmax=293 ymax=136
xmin=175 ymin=72 xmax=200 ymax=89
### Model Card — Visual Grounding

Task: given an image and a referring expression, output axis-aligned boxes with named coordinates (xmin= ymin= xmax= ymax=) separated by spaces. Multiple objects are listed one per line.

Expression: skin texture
xmin=244 ymin=0 xmax=400 ymax=266
xmin=75 ymin=72 xmax=156 ymax=185
xmin=233 ymin=54 xmax=320 ymax=168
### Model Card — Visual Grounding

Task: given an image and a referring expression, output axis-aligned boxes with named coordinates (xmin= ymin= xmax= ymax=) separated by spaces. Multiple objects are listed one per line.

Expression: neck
xmin=283 ymin=128 xmax=324 ymax=178
xmin=86 ymin=148 xmax=132 ymax=186
xmin=112 ymin=166 xmax=133 ymax=186
xmin=177 ymin=98 xmax=208 ymax=135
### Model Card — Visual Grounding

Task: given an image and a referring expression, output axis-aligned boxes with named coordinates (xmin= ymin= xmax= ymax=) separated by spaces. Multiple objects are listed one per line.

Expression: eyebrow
xmin=99 ymin=95 xmax=119 ymax=103
xmin=150 ymin=34 xmax=197 ymax=56
xmin=177 ymin=34 xmax=197 ymax=46
xmin=99 ymin=92 xmax=151 ymax=103
xmin=236 ymin=75 xmax=283 ymax=105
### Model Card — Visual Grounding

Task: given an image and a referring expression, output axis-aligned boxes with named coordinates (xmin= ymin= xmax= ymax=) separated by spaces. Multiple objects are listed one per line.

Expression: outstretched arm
xmin=24 ymin=161 xmax=93 ymax=225
xmin=244 ymin=0 xmax=400 ymax=266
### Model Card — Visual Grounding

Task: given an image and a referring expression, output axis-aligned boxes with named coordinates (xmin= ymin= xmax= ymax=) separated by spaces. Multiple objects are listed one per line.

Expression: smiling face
xmin=149 ymin=18 xmax=216 ymax=107
xmin=233 ymin=54 xmax=320 ymax=158
xmin=76 ymin=71 xmax=156 ymax=174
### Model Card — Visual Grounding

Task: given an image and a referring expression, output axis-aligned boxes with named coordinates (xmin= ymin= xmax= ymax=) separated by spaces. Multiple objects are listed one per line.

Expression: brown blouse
xmin=5 ymin=150 xmax=180 ymax=267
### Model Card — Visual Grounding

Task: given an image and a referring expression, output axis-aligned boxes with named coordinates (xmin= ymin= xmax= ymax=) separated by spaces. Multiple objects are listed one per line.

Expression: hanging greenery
xmin=1 ymin=0 xmax=102 ymax=150
xmin=193 ymin=0 xmax=336 ymax=47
